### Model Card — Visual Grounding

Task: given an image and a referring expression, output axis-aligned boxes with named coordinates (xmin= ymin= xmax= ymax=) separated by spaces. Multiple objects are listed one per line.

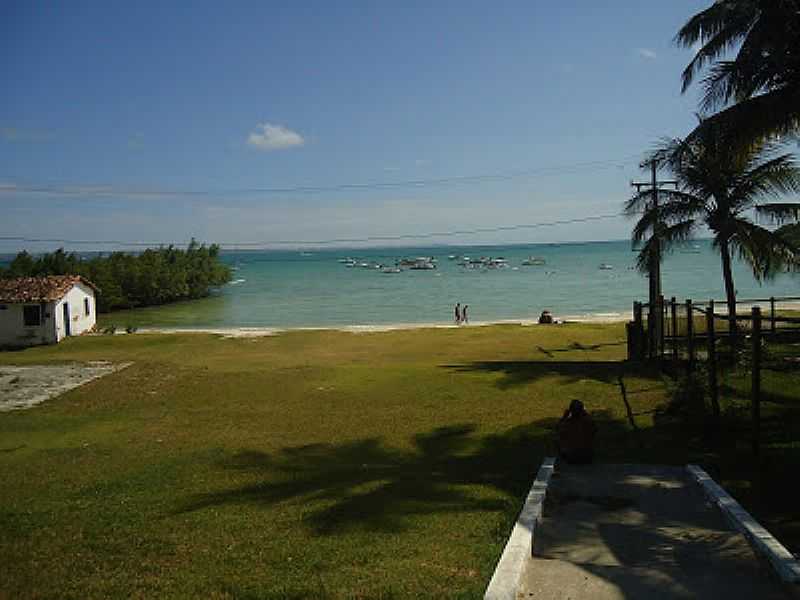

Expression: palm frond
xmin=658 ymin=191 xmax=708 ymax=217
xmin=729 ymin=153 xmax=800 ymax=208
xmin=662 ymin=219 xmax=698 ymax=246
xmin=624 ymin=189 xmax=653 ymax=218
xmin=730 ymin=217 xmax=800 ymax=280
xmin=676 ymin=0 xmax=758 ymax=93
xmin=634 ymin=235 xmax=659 ymax=274
xmin=687 ymin=82 xmax=800 ymax=149
xmin=633 ymin=220 xmax=697 ymax=274
xmin=627 ymin=193 xmax=703 ymax=243
xmin=700 ymin=61 xmax=743 ymax=112
xmin=754 ymin=203 xmax=800 ymax=224
xmin=631 ymin=209 xmax=655 ymax=246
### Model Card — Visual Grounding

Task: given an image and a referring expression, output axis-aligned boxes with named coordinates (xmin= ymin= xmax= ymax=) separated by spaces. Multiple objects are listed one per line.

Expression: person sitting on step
xmin=556 ymin=399 xmax=597 ymax=464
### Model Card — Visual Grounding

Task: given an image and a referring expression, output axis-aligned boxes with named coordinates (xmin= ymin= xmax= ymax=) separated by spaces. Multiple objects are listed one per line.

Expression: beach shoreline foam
xmin=129 ymin=312 xmax=633 ymax=338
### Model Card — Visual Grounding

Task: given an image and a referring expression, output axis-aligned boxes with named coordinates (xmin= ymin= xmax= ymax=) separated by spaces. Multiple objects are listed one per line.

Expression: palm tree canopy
xmin=627 ymin=117 xmax=800 ymax=279
xmin=676 ymin=0 xmax=800 ymax=141
xmin=778 ymin=222 xmax=800 ymax=245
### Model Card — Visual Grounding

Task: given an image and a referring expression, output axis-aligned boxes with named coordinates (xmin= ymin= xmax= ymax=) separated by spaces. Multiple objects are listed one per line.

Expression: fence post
xmin=709 ymin=298 xmax=715 ymax=360
xmin=630 ymin=301 xmax=644 ymax=361
xmin=686 ymin=299 xmax=694 ymax=373
xmin=752 ymin=306 xmax=761 ymax=456
xmin=633 ymin=301 xmax=642 ymax=328
xmin=707 ymin=304 xmax=719 ymax=422
xmin=658 ymin=295 xmax=665 ymax=360
xmin=770 ymin=296 xmax=776 ymax=335
xmin=647 ymin=300 xmax=656 ymax=360
xmin=635 ymin=301 xmax=647 ymax=359
xmin=671 ymin=296 xmax=678 ymax=364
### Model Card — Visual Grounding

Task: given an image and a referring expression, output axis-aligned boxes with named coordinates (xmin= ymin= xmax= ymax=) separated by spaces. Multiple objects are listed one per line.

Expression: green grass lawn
xmin=0 ymin=322 xmax=798 ymax=599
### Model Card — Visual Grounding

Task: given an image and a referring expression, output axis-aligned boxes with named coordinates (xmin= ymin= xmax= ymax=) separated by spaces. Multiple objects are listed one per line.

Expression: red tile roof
xmin=0 ymin=275 xmax=98 ymax=303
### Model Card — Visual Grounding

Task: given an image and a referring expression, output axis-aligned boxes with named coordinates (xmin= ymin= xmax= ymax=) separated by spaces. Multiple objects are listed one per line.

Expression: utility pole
xmin=631 ymin=160 xmax=677 ymax=358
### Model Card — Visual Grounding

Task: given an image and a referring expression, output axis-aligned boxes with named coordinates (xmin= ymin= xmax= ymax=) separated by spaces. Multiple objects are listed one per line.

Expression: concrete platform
xmin=517 ymin=463 xmax=788 ymax=599
xmin=0 ymin=362 xmax=130 ymax=411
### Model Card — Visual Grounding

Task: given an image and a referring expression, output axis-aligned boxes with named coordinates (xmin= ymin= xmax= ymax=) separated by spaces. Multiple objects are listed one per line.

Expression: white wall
xmin=54 ymin=283 xmax=97 ymax=342
xmin=0 ymin=302 xmax=57 ymax=347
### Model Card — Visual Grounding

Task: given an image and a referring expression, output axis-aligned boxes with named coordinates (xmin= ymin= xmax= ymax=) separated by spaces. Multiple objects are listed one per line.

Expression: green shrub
xmin=0 ymin=240 xmax=231 ymax=313
xmin=664 ymin=368 xmax=709 ymax=426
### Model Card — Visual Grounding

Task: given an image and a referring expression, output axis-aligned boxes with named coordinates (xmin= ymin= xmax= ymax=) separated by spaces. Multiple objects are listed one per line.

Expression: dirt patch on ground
xmin=0 ymin=362 xmax=131 ymax=412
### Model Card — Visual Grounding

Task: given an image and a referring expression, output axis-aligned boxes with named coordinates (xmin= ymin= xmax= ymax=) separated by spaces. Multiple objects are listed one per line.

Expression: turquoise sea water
xmin=101 ymin=239 xmax=800 ymax=328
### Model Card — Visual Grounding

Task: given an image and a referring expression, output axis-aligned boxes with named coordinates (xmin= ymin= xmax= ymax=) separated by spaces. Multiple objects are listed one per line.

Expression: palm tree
xmin=626 ymin=117 xmax=800 ymax=336
xmin=676 ymin=0 xmax=800 ymax=145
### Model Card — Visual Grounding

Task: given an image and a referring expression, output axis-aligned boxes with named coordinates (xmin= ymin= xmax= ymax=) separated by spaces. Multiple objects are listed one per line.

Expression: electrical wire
xmin=0 ymin=155 xmax=641 ymax=199
xmin=0 ymin=212 xmax=630 ymax=248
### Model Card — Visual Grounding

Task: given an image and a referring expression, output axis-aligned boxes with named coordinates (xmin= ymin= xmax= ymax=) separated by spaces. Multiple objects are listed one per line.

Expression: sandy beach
xmin=128 ymin=312 xmax=631 ymax=338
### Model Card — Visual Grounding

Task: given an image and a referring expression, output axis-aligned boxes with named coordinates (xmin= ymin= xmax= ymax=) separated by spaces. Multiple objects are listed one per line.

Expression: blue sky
xmin=1 ymin=1 xmax=709 ymax=251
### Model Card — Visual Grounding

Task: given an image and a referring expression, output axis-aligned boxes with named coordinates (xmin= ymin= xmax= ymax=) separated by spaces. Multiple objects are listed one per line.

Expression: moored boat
xmin=521 ymin=256 xmax=546 ymax=266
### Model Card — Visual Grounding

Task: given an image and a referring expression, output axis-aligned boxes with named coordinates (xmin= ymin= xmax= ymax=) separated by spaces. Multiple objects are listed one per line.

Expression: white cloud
xmin=246 ymin=123 xmax=305 ymax=151
xmin=636 ymin=48 xmax=657 ymax=60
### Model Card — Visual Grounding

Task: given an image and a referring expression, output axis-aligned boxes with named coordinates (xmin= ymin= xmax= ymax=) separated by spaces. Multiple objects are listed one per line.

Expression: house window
xmin=23 ymin=305 xmax=42 ymax=327
xmin=84 ymin=297 xmax=91 ymax=316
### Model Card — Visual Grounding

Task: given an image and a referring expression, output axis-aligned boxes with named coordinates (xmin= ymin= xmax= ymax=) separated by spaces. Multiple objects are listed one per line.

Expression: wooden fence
xmin=627 ymin=295 xmax=800 ymax=455
xmin=629 ymin=295 xmax=800 ymax=363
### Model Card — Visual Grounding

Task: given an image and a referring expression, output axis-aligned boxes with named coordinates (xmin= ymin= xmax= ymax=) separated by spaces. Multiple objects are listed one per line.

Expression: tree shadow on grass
xmin=176 ymin=412 xmax=654 ymax=536
xmin=719 ymin=382 xmax=800 ymax=407
xmin=536 ymin=340 xmax=628 ymax=357
xmin=440 ymin=360 xmax=661 ymax=389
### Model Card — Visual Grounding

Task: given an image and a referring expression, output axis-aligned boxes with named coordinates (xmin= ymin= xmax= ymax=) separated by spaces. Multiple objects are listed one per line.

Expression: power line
xmin=0 ymin=212 xmax=629 ymax=249
xmin=0 ymin=155 xmax=641 ymax=199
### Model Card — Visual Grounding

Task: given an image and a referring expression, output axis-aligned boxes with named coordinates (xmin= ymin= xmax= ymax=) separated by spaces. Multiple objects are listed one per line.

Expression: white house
xmin=0 ymin=275 xmax=98 ymax=347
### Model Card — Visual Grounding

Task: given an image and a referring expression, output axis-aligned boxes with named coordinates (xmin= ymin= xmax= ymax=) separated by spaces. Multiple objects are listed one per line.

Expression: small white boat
xmin=448 ymin=254 xmax=458 ymax=260
xmin=521 ymin=257 xmax=546 ymax=266
xmin=599 ymin=263 xmax=614 ymax=270
xmin=410 ymin=262 xmax=436 ymax=270
xmin=381 ymin=266 xmax=402 ymax=274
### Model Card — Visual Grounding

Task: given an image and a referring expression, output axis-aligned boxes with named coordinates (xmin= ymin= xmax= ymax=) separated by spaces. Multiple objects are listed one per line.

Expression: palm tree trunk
xmin=719 ymin=239 xmax=738 ymax=339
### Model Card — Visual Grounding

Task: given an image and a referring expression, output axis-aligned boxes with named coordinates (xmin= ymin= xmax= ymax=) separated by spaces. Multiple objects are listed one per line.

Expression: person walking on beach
xmin=454 ymin=303 xmax=461 ymax=325
xmin=462 ymin=305 xmax=469 ymax=324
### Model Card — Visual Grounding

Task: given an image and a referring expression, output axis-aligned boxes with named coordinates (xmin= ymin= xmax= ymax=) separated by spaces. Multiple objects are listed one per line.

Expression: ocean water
xmin=105 ymin=239 xmax=800 ymax=328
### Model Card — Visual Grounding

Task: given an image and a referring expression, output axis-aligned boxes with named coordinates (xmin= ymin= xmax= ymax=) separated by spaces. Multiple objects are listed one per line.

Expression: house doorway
xmin=63 ymin=303 xmax=71 ymax=336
